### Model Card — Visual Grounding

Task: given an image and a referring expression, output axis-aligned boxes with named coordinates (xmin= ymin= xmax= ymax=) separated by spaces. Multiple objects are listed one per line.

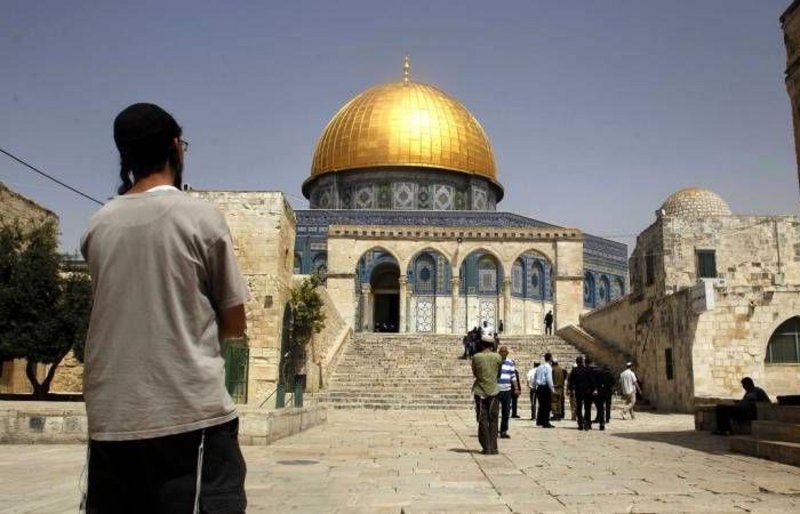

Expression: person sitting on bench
xmin=713 ymin=377 xmax=770 ymax=435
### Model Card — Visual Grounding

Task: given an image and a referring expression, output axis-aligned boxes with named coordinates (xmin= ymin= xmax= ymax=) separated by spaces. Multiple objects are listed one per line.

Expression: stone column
xmin=398 ymin=276 xmax=408 ymax=333
xmin=361 ymin=284 xmax=372 ymax=332
xmin=502 ymin=277 xmax=512 ymax=335
xmin=451 ymin=277 xmax=461 ymax=334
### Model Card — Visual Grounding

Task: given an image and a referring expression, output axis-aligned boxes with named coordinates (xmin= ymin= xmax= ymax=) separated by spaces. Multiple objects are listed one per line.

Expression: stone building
xmin=293 ymin=60 xmax=627 ymax=337
xmin=579 ymin=188 xmax=800 ymax=412
xmin=183 ymin=62 xmax=628 ymax=405
xmin=0 ymin=182 xmax=59 ymax=394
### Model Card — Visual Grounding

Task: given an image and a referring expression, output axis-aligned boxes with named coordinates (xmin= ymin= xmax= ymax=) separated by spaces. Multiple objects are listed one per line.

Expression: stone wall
xmin=582 ymin=213 xmax=800 ymax=412
xmin=692 ymin=285 xmax=800 ymax=401
xmin=191 ymin=191 xmax=296 ymax=405
xmin=296 ymin=276 xmax=350 ymax=393
xmin=0 ymin=401 xmax=327 ymax=445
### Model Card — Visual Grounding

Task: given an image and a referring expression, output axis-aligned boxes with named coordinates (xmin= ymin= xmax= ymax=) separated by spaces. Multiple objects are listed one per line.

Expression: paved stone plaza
xmin=2 ymin=409 xmax=800 ymax=513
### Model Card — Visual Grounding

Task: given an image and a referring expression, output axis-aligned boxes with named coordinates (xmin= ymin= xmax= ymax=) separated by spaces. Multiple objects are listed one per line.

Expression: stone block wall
xmin=692 ymin=285 xmax=800 ymax=401
xmin=191 ymin=191 xmax=296 ymax=405
xmin=661 ymin=216 xmax=800 ymax=292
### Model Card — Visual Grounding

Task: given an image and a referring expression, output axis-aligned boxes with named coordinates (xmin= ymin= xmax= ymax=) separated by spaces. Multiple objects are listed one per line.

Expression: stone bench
xmin=694 ymin=403 xmax=752 ymax=435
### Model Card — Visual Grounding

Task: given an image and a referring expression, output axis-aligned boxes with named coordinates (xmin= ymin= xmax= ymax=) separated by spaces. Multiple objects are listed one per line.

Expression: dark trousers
xmin=498 ymin=390 xmax=512 ymax=434
xmin=552 ymin=388 xmax=564 ymax=419
xmin=511 ymin=392 xmax=519 ymax=417
xmin=545 ymin=324 xmax=553 ymax=335
xmin=529 ymin=388 xmax=537 ymax=419
xmin=476 ymin=395 xmax=499 ymax=453
xmin=604 ymin=393 xmax=612 ymax=422
xmin=593 ymin=396 xmax=606 ymax=428
xmin=535 ymin=387 xmax=552 ymax=426
xmin=576 ymin=393 xmax=593 ymax=429
xmin=86 ymin=418 xmax=247 ymax=514
xmin=715 ymin=403 xmax=757 ymax=433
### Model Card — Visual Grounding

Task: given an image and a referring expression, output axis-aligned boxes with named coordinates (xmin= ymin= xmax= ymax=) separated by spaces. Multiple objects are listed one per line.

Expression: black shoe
xmin=577 ymin=425 xmax=584 ymax=431
xmin=511 ymin=415 xmax=520 ymax=418
xmin=599 ymin=425 xmax=605 ymax=431
xmin=500 ymin=432 xmax=510 ymax=439
xmin=542 ymin=424 xmax=555 ymax=429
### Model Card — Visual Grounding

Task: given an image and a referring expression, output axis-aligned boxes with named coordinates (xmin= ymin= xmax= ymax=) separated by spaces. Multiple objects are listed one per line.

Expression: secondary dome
xmin=661 ymin=187 xmax=732 ymax=217
xmin=307 ymin=78 xmax=498 ymax=189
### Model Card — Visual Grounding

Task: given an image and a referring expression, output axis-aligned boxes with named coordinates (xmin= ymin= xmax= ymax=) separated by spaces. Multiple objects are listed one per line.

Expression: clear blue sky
xmin=1 ymin=0 xmax=797 ymax=253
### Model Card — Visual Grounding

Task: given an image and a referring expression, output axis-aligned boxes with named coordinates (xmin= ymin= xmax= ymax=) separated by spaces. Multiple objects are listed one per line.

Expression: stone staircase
xmin=323 ymin=333 xmax=585 ymax=410
xmin=730 ymin=404 xmax=800 ymax=467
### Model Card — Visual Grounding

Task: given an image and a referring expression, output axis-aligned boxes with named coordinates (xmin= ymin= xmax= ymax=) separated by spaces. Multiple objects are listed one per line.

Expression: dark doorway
xmin=371 ymin=262 xmax=400 ymax=332
xmin=374 ymin=294 xmax=399 ymax=332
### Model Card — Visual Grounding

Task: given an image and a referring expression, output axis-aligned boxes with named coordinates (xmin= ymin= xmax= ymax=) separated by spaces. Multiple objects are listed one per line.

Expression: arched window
xmin=512 ymin=260 xmax=524 ymax=296
xmin=478 ymin=256 xmax=498 ymax=294
xmin=598 ymin=275 xmax=610 ymax=306
xmin=584 ymin=272 xmax=596 ymax=308
xmin=413 ymin=253 xmax=436 ymax=294
xmin=312 ymin=253 xmax=327 ymax=276
xmin=531 ymin=260 xmax=545 ymax=299
xmin=293 ymin=253 xmax=302 ymax=274
xmin=766 ymin=317 xmax=800 ymax=363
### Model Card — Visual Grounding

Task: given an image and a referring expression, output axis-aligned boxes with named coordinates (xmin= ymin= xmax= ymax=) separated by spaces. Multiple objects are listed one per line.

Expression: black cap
xmin=113 ymin=103 xmax=180 ymax=151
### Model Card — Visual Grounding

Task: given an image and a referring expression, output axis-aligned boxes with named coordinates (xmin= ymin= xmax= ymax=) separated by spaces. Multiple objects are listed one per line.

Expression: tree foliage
xmin=285 ymin=271 xmax=326 ymax=376
xmin=0 ymin=221 xmax=93 ymax=398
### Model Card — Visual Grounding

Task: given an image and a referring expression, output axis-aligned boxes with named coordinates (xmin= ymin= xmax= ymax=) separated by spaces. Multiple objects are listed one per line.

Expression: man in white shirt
xmin=526 ymin=361 xmax=540 ymax=420
xmin=533 ymin=353 xmax=555 ymax=428
xmin=619 ymin=362 xmax=642 ymax=420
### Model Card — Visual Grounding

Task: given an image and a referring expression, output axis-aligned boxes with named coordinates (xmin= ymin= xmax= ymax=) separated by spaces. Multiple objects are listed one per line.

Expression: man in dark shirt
xmin=713 ymin=377 xmax=771 ymax=435
xmin=567 ymin=356 xmax=595 ymax=430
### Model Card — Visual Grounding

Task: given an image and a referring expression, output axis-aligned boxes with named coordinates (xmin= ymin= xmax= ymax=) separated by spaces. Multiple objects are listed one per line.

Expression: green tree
xmin=0 ymin=221 xmax=92 ymax=399
xmin=282 ymin=272 xmax=326 ymax=384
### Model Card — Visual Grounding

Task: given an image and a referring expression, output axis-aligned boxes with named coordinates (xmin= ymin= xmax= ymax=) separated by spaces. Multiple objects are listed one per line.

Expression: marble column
xmin=502 ymin=277 xmax=512 ymax=335
xmin=398 ymin=276 xmax=408 ymax=333
xmin=451 ymin=277 xmax=461 ymax=334
xmin=361 ymin=284 xmax=372 ymax=332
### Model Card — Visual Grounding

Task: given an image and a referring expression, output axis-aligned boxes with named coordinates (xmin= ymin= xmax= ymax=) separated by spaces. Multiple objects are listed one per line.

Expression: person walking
xmin=620 ymin=362 xmax=642 ymax=420
xmin=526 ymin=362 xmax=540 ymax=420
xmin=544 ymin=310 xmax=554 ymax=335
xmin=81 ymin=103 xmax=250 ymax=512
xmin=551 ymin=359 xmax=567 ymax=421
xmin=472 ymin=339 xmax=502 ymax=454
xmin=534 ymin=353 xmax=555 ymax=428
xmin=497 ymin=346 xmax=520 ymax=438
xmin=510 ymin=367 xmax=522 ymax=418
xmin=568 ymin=356 xmax=596 ymax=430
xmin=591 ymin=363 xmax=613 ymax=431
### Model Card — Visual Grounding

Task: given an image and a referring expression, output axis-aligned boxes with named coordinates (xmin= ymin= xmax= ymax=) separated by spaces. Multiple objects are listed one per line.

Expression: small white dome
xmin=660 ymin=187 xmax=732 ymax=217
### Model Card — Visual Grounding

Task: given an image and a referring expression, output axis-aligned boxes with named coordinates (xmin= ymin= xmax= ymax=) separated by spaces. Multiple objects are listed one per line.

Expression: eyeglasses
xmin=180 ymin=139 xmax=189 ymax=152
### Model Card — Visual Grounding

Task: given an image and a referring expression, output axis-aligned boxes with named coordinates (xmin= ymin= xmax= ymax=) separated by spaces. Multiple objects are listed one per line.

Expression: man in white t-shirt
xmin=619 ymin=362 xmax=642 ymax=420
xmin=81 ymin=103 xmax=249 ymax=513
xmin=526 ymin=362 xmax=540 ymax=420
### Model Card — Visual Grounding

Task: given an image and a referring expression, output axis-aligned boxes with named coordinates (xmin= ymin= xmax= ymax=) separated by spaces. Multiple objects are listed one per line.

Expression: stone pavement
xmin=2 ymin=409 xmax=800 ymax=513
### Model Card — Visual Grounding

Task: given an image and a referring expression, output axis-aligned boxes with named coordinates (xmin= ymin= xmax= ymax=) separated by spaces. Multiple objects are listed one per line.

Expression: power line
xmin=0 ymin=147 xmax=104 ymax=206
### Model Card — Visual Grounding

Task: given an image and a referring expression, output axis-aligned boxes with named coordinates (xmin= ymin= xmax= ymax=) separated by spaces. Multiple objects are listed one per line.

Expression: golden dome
xmin=307 ymin=79 xmax=498 ymax=188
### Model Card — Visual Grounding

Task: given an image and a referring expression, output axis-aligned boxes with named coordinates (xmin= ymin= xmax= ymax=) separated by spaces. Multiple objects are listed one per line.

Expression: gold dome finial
xmin=403 ymin=55 xmax=410 ymax=84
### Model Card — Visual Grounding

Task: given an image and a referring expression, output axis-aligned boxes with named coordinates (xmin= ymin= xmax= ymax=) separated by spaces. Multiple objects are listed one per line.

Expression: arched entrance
xmin=356 ymin=249 xmax=401 ymax=333
xmin=371 ymin=262 xmax=400 ymax=332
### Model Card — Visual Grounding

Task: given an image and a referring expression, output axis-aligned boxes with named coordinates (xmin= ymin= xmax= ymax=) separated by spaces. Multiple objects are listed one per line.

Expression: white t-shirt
xmin=620 ymin=368 xmax=639 ymax=395
xmin=81 ymin=190 xmax=249 ymax=441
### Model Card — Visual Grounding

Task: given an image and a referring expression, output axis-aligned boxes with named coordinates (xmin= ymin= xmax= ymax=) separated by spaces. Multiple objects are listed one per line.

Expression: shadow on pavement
xmin=611 ymin=430 xmax=732 ymax=455
xmin=449 ymin=448 xmax=484 ymax=454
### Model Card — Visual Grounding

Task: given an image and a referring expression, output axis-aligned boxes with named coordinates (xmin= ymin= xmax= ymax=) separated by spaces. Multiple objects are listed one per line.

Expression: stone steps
xmin=323 ymin=333 xmax=605 ymax=410
xmin=729 ymin=437 xmax=800 ymax=467
xmin=728 ymin=404 xmax=800 ymax=468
